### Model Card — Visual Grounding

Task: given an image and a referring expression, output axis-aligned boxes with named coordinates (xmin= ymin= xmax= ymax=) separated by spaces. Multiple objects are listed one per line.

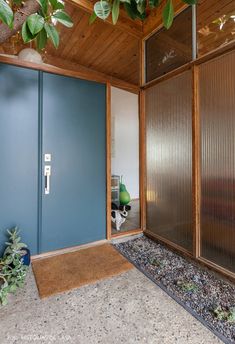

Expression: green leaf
xmin=27 ymin=14 xmax=45 ymax=35
xmin=182 ymin=0 xmax=197 ymax=4
xmin=94 ymin=1 xmax=111 ymax=20
xmin=163 ymin=0 xmax=174 ymax=29
xmin=137 ymin=0 xmax=145 ymax=15
xmin=37 ymin=0 xmax=48 ymax=16
xmin=89 ymin=11 xmax=97 ymax=25
xmin=0 ymin=0 xmax=13 ymax=27
xmin=22 ymin=21 xmax=36 ymax=43
xmin=112 ymin=0 xmax=120 ymax=25
xmin=49 ymin=0 xmax=64 ymax=10
xmin=149 ymin=0 xmax=160 ymax=9
xmin=44 ymin=23 xmax=59 ymax=48
xmin=52 ymin=10 xmax=73 ymax=28
xmin=36 ymin=28 xmax=47 ymax=49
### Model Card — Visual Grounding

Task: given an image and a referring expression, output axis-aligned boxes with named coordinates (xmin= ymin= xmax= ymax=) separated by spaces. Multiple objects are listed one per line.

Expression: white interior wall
xmin=111 ymin=86 xmax=139 ymax=199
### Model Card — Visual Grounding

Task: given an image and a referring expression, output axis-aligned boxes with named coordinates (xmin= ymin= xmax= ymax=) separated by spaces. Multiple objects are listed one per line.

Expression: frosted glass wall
xmin=199 ymin=51 xmax=235 ymax=273
xmin=146 ymin=71 xmax=193 ymax=252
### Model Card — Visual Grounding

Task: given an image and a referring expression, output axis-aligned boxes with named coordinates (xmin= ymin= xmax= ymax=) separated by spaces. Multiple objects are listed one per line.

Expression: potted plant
xmin=0 ymin=227 xmax=29 ymax=305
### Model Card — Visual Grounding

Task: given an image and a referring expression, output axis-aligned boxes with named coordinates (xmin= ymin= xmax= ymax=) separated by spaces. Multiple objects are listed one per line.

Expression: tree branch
xmin=0 ymin=0 xmax=40 ymax=44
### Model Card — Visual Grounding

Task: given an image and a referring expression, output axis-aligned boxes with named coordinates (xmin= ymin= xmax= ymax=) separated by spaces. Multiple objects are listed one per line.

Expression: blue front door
xmin=41 ymin=72 xmax=106 ymax=252
xmin=0 ymin=64 xmax=106 ymax=255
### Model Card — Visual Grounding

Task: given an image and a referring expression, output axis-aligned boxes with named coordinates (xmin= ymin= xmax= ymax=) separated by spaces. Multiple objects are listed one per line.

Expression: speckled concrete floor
xmin=0 ymin=267 xmax=222 ymax=344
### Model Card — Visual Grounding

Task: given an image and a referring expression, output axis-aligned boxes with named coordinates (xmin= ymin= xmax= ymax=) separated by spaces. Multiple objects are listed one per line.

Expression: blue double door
xmin=0 ymin=64 xmax=106 ymax=255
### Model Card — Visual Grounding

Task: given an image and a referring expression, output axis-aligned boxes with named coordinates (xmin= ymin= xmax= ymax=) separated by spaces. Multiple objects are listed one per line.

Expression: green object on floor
xmin=120 ymin=178 xmax=130 ymax=205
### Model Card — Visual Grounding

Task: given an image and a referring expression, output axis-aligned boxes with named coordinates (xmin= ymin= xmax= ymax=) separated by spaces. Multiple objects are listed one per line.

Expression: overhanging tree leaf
xmin=94 ymin=1 xmax=111 ymax=20
xmin=89 ymin=11 xmax=97 ymax=25
xmin=37 ymin=0 xmax=48 ymax=15
xmin=36 ymin=27 xmax=47 ymax=49
xmin=22 ymin=21 xmax=36 ymax=43
xmin=27 ymin=13 xmax=45 ymax=35
xmin=0 ymin=0 xmax=13 ymax=27
xmin=137 ymin=0 xmax=146 ymax=14
xmin=149 ymin=0 xmax=160 ymax=9
xmin=182 ymin=0 xmax=197 ymax=4
xmin=52 ymin=10 xmax=73 ymax=27
xmin=163 ymin=0 xmax=174 ymax=29
xmin=112 ymin=0 xmax=120 ymax=25
xmin=49 ymin=0 xmax=64 ymax=10
xmin=44 ymin=22 xmax=59 ymax=48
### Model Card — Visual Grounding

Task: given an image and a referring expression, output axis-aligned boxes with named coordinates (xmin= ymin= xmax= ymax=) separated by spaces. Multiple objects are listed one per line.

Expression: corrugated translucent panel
xmin=146 ymin=71 xmax=193 ymax=252
xmin=200 ymin=51 xmax=235 ymax=273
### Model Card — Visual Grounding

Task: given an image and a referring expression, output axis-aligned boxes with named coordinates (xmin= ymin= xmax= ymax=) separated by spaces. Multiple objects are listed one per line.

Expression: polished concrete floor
xmin=0 ymin=266 xmax=222 ymax=344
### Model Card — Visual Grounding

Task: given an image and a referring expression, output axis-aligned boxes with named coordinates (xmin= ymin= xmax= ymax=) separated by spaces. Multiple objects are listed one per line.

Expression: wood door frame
xmin=106 ymin=84 xmax=144 ymax=239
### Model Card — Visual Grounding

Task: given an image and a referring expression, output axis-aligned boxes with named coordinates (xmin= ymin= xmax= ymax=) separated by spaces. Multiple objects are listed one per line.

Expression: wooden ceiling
xmin=45 ymin=3 xmax=141 ymax=85
xmin=0 ymin=0 xmax=234 ymax=88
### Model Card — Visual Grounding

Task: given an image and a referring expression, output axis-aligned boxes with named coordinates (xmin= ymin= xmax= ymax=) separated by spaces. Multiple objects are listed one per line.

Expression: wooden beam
xmin=192 ymin=65 xmax=201 ymax=258
xmin=66 ymin=0 xmax=143 ymax=39
xmin=0 ymin=54 xmax=139 ymax=94
xmin=140 ymin=89 xmax=146 ymax=231
xmin=106 ymin=82 xmax=112 ymax=240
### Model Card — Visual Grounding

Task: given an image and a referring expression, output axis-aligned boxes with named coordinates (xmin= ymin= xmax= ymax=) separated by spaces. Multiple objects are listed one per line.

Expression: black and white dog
xmin=111 ymin=203 xmax=131 ymax=231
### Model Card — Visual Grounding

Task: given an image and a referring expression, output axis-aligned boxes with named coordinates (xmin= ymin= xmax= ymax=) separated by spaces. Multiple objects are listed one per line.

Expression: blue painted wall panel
xmin=0 ymin=64 xmax=39 ymax=255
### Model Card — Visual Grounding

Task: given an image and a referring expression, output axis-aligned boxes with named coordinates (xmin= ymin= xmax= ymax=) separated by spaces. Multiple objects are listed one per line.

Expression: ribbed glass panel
xmin=146 ymin=71 xmax=193 ymax=252
xmin=200 ymin=51 xmax=235 ymax=273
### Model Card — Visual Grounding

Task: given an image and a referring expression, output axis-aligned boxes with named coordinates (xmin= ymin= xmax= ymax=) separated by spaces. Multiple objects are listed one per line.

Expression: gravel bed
xmin=114 ymin=236 xmax=235 ymax=343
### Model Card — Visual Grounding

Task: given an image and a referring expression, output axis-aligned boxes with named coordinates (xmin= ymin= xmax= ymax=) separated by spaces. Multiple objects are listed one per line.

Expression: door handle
xmin=44 ymin=165 xmax=51 ymax=195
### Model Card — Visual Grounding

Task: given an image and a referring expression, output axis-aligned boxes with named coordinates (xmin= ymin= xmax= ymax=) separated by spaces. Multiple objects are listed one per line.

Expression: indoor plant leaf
xmin=112 ymin=0 xmax=120 ymax=25
xmin=94 ymin=1 xmax=111 ymax=20
xmin=52 ymin=10 xmax=73 ymax=28
xmin=37 ymin=0 xmax=48 ymax=16
xmin=182 ymin=0 xmax=197 ymax=4
xmin=21 ymin=21 xmax=36 ymax=43
xmin=89 ymin=11 xmax=97 ymax=25
xmin=149 ymin=0 xmax=160 ymax=8
xmin=27 ymin=13 xmax=45 ymax=35
xmin=0 ymin=0 xmax=13 ymax=27
xmin=49 ymin=0 xmax=64 ymax=10
xmin=44 ymin=22 xmax=59 ymax=48
xmin=163 ymin=0 xmax=174 ymax=29
xmin=36 ymin=27 xmax=47 ymax=50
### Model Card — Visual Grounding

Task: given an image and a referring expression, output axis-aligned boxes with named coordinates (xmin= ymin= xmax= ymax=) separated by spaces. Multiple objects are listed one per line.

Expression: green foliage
xmin=27 ymin=13 xmax=45 ymax=35
xmin=94 ymin=1 xmax=111 ymax=20
xmin=176 ymin=280 xmax=198 ymax=292
xmin=148 ymin=257 xmax=163 ymax=268
xmin=52 ymin=10 xmax=73 ymax=27
xmin=163 ymin=0 xmax=174 ymax=29
xmin=0 ymin=0 xmax=197 ymax=50
xmin=44 ymin=22 xmax=59 ymax=48
xmin=112 ymin=0 xmax=120 ymax=25
xmin=0 ymin=0 xmax=13 ymax=27
xmin=89 ymin=11 xmax=97 ymax=25
xmin=91 ymin=0 xmax=197 ymax=27
xmin=0 ymin=227 xmax=28 ymax=306
xmin=212 ymin=306 xmax=235 ymax=323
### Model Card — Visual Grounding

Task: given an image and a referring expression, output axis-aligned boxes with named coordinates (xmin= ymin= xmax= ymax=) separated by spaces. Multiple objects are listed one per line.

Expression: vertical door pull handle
xmin=44 ymin=165 xmax=51 ymax=195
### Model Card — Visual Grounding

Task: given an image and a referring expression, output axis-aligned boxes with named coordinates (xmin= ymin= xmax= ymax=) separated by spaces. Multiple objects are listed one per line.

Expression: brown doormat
xmin=32 ymin=244 xmax=133 ymax=298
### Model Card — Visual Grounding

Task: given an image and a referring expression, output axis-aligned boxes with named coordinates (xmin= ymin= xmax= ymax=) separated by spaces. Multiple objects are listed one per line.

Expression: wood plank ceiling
xmin=0 ymin=0 xmax=234 ymax=87
xmin=45 ymin=3 xmax=141 ymax=85
xmin=0 ymin=1 xmax=142 ymax=86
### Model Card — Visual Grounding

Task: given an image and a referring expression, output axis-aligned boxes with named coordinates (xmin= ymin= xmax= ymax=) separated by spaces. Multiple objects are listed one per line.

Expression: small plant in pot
xmin=0 ymin=227 xmax=29 ymax=305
